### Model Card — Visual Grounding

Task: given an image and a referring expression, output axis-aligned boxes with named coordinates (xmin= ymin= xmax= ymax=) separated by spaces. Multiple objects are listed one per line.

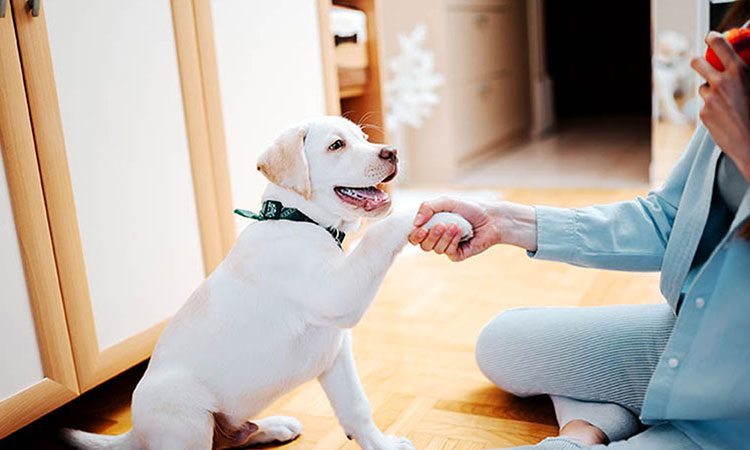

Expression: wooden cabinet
xmin=0 ymin=0 xmax=233 ymax=437
xmin=447 ymin=4 xmax=513 ymax=81
xmin=0 ymin=8 xmax=78 ymax=436
xmin=380 ymin=0 xmax=531 ymax=182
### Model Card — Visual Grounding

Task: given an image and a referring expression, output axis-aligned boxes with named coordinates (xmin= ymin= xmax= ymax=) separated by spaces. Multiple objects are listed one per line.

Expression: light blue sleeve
xmin=530 ymin=126 xmax=709 ymax=272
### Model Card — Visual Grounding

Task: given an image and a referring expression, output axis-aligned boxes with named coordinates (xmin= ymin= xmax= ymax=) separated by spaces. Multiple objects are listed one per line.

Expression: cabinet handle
xmin=0 ymin=0 xmax=7 ymax=18
xmin=28 ymin=0 xmax=40 ymax=17
xmin=474 ymin=13 xmax=489 ymax=27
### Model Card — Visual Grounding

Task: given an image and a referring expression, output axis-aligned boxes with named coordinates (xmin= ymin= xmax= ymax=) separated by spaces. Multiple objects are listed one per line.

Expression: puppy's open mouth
xmin=334 ymin=185 xmax=390 ymax=211
xmin=334 ymin=170 xmax=396 ymax=211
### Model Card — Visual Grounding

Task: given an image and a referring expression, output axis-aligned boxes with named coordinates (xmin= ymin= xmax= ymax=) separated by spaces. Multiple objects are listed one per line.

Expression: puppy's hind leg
xmin=131 ymin=372 xmax=216 ymax=450
xmin=212 ymin=414 xmax=301 ymax=449
xmin=242 ymin=416 xmax=303 ymax=446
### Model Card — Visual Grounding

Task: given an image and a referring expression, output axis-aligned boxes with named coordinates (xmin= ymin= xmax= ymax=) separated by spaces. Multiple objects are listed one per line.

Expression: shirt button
xmin=668 ymin=358 xmax=680 ymax=369
xmin=695 ymin=297 xmax=705 ymax=309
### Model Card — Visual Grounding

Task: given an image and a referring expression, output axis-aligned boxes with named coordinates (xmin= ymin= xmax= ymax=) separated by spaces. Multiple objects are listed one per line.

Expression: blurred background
xmin=0 ymin=0 xmax=740 ymax=446
xmin=212 ymin=0 xmax=722 ymax=210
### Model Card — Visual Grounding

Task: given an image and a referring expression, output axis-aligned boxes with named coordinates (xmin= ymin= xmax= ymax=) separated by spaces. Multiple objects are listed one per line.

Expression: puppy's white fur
xmin=64 ymin=116 xmax=416 ymax=450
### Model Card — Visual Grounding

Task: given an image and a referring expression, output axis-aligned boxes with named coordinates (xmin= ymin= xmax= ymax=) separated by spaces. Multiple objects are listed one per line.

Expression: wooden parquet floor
xmin=1 ymin=189 xmax=662 ymax=450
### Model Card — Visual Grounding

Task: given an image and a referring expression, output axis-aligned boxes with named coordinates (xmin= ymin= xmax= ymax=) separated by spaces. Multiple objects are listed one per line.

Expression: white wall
xmin=653 ymin=0 xmax=699 ymax=46
xmin=211 ymin=0 xmax=328 ymax=231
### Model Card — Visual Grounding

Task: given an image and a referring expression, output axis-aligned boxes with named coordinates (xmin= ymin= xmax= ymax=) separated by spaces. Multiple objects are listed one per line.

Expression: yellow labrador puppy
xmin=63 ymin=116 xmax=436 ymax=450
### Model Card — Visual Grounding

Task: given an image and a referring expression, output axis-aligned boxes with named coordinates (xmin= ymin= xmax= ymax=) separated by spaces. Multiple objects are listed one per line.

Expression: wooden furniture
xmin=0 ymin=0 xmax=235 ymax=437
xmin=330 ymin=5 xmax=370 ymax=97
xmin=317 ymin=0 xmax=388 ymax=143
xmin=0 ymin=6 xmax=78 ymax=436
xmin=380 ymin=0 xmax=531 ymax=182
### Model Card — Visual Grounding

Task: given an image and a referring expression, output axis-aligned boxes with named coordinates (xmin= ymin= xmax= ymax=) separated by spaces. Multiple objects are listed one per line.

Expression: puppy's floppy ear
xmin=257 ymin=126 xmax=312 ymax=199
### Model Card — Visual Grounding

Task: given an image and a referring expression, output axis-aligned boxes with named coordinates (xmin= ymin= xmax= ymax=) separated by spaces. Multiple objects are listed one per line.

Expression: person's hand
xmin=691 ymin=31 xmax=750 ymax=181
xmin=408 ymin=197 xmax=499 ymax=262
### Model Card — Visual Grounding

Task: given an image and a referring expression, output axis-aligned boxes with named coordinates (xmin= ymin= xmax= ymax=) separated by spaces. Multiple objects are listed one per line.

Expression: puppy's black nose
xmin=379 ymin=147 xmax=398 ymax=163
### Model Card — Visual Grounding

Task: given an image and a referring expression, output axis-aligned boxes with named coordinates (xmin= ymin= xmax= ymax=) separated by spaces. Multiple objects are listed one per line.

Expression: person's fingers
xmin=408 ymin=227 xmax=428 ymax=245
xmin=698 ymin=83 xmax=710 ymax=100
xmin=444 ymin=230 xmax=463 ymax=260
xmin=706 ymin=31 xmax=742 ymax=69
xmin=420 ymin=224 xmax=445 ymax=251
xmin=413 ymin=197 xmax=459 ymax=226
xmin=433 ymin=224 xmax=458 ymax=254
xmin=447 ymin=243 xmax=467 ymax=262
xmin=691 ymin=57 xmax=720 ymax=84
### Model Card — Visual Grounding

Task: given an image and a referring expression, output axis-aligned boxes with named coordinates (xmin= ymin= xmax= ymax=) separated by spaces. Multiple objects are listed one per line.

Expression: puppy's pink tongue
xmin=362 ymin=188 xmax=390 ymax=211
xmin=364 ymin=199 xmax=381 ymax=211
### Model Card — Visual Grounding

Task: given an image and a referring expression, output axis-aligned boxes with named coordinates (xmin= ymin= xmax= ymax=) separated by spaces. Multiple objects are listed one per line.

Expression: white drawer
xmin=447 ymin=3 xmax=515 ymax=82
xmin=452 ymin=74 xmax=523 ymax=160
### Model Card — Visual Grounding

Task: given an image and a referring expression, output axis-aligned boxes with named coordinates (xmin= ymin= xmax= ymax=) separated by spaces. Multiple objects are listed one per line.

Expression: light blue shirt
xmin=530 ymin=125 xmax=750 ymax=449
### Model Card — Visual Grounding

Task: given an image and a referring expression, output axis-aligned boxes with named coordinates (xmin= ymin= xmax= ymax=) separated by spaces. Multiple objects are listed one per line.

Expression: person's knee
xmin=475 ymin=308 xmax=535 ymax=396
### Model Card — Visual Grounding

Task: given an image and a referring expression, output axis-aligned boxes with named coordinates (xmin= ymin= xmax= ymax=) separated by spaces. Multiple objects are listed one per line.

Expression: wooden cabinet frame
xmin=10 ymin=0 xmax=233 ymax=392
xmin=316 ymin=0 xmax=388 ymax=142
xmin=191 ymin=0 xmax=236 ymax=252
xmin=0 ymin=5 xmax=78 ymax=438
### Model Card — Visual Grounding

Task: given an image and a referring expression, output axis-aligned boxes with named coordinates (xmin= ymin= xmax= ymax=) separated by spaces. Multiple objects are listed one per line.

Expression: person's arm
xmin=408 ymin=198 xmax=536 ymax=261
xmin=410 ymin=125 xmax=709 ymax=270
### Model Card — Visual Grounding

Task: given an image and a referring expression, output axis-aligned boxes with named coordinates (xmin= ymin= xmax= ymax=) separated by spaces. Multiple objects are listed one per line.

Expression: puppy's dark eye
xmin=328 ymin=139 xmax=345 ymax=151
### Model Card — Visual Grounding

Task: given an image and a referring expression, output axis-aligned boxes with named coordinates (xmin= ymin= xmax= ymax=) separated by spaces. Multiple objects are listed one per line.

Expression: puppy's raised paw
xmin=422 ymin=212 xmax=473 ymax=242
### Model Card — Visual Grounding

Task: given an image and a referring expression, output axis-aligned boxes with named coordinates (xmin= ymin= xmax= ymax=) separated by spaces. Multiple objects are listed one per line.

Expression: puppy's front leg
xmin=313 ymin=214 xmax=413 ymax=328
xmin=318 ymin=331 xmax=414 ymax=450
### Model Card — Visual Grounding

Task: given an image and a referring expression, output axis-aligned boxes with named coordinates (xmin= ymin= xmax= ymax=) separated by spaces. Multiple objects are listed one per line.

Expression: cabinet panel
xmin=453 ymin=75 xmax=517 ymax=160
xmin=0 ymin=5 xmax=77 ymax=437
xmin=211 ymin=0 xmax=327 ymax=231
xmin=12 ymin=0 xmax=224 ymax=390
xmin=43 ymin=0 xmax=205 ymax=351
xmin=447 ymin=4 xmax=513 ymax=82
xmin=0 ymin=152 xmax=45 ymax=401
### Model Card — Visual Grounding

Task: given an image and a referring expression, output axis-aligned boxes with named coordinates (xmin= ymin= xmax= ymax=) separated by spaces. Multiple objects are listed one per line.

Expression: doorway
xmin=460 ymin=1 xmax=653 ymax=188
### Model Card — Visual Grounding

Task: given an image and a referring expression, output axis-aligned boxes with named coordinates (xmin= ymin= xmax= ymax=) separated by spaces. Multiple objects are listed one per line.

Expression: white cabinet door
xmin=0 ymin=148 xmax=45 ymax=407
xmin=0 ymin=7 xmax=77 ymax=437
xmin=44 ymin=0 xmax=205 ymax=352
xmin=13 ymin=0 xmax=224 ymax=390
xmin=211 ymin=0 xmax=328 ymax=232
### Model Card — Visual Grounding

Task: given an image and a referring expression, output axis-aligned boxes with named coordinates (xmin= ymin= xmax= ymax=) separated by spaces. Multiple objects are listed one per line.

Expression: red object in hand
xmin=705 ymin=28 xmax=750 ymax=71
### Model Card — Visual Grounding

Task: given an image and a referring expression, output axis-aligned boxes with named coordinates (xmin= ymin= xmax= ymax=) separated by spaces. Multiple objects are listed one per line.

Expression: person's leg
xmin=475 ymin=304 xmax=675 ymax=444
xmin=550 ymin=396 xmax=640 ymax=444
xmin=490 ymin=423 xmax=701 ymax=450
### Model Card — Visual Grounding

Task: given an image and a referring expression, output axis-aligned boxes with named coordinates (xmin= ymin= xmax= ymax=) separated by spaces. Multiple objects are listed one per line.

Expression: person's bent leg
xmin=551 ymin=396 xmax=640 ymax=444
xmin=475 ymin=304 xmax=675 ymax=444
xmin=489 ymin=422 xmax=701 ymax=450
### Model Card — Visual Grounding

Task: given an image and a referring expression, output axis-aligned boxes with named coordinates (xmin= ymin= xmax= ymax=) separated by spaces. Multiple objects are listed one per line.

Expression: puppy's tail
xmin=60 ymin=428 xmax=137 ymax=450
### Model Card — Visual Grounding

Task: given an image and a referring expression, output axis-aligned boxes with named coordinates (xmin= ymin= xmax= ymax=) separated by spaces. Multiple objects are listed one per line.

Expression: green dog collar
xmin=234 ymin=200 xmax=346 ymax=247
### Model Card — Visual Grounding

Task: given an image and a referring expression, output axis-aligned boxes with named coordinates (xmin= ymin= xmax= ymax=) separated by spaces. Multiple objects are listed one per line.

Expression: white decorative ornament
xmin=385 ymin=25 xmax=444 ymax=131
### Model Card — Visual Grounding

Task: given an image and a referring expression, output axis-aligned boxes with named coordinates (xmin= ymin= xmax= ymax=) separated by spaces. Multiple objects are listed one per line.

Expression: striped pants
xmin=475 ymin=304 xmax=701 ymax=449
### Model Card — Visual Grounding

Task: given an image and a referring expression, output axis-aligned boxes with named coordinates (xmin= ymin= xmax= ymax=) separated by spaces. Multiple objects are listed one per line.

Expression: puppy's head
xmin=257 ymin=116 xmax=398 ymax=221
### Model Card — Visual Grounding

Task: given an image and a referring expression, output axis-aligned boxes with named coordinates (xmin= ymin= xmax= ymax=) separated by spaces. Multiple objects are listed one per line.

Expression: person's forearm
xmin=489 ymin=202 xmax=538 ymax=252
